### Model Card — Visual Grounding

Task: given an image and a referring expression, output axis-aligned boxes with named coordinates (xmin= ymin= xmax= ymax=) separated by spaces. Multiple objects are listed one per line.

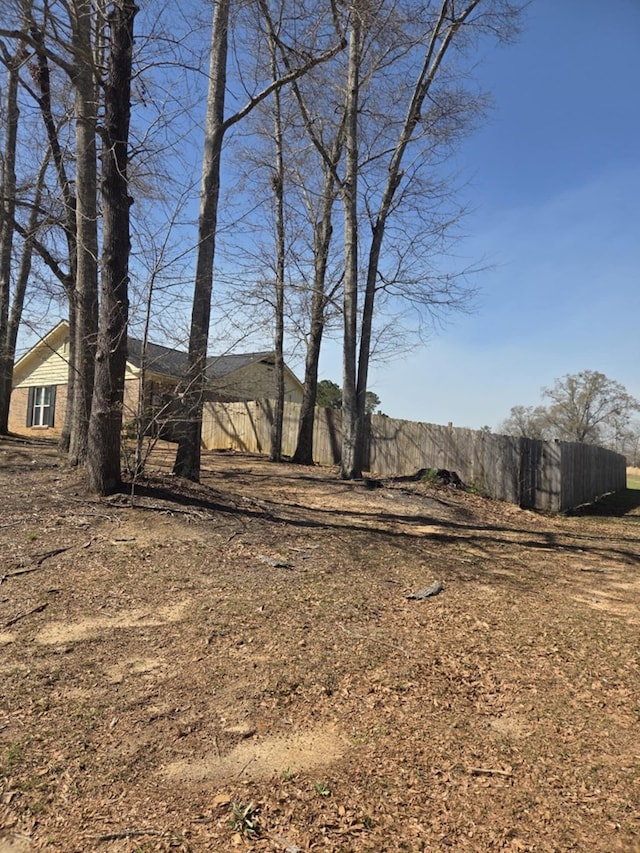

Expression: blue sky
xmin=326 ymin=0 xmax=640 ymax=429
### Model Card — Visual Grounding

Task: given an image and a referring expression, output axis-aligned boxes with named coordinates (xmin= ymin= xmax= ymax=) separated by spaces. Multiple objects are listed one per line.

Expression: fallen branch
xmin=4 ymin=602 xmax=48 ymax=628
xmin=2 ymin=566 xmax=39 ymax=581
xmin=1 ymin=547 xmax=73 ymax=583
xmin=5 ymin=566 xmax=45 ymax=581
xmin=96 ymin=829 xmax=163 ymax=842
xmin=106 ymin=497 xmax=216 ymax=520
xmin=470 ymin=767 xmax=513 ymax=778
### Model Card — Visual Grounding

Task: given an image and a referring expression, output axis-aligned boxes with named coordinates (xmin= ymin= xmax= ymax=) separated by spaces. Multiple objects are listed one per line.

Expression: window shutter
xmin=48 ymin=386 xmax=57 ymax=427
xmin=27 ymin=387 xmax=35 ymax=427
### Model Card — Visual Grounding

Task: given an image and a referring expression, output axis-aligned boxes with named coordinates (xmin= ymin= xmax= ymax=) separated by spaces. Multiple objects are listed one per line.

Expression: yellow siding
xmin=217 ymin=361 xmax=275 ymax=399
xmin=284 ymin=368 xmax=304 ymax=404
xmin=211 ymin=361 xmax=303 ymax=403
xmin=15 ymin=340 xmax=69 ymax=387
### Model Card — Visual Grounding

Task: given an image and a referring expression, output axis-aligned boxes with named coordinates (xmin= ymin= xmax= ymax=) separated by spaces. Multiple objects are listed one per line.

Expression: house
xmin=8 ymin=320 xmax=304 ymax=438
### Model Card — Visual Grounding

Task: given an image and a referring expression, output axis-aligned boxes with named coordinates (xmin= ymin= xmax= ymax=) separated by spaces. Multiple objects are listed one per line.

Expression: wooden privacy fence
xmin=201 ymin=400 xmax=626 ymax=512
xmin=201 ymin=399 xmax=342 ymax=464
xmin=367 ymin=415 xmax=626 ymax=511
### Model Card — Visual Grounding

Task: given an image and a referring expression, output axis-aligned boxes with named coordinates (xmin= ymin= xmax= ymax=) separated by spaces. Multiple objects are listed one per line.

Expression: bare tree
xmin=543 ymin=371 xmax=640 ymax=445
xmin=1 ymin=0 xmax=101 ymax=460
xmin=498 ymin=404 xmax=552 ymax=440
xmin=1 ymin=152 xmax=51 ymax=427
xmin=290 ymin=148 xmax=342 ymax=464
xmin=500 ymin=371 xmax=640 ymax=447
xmin=269 ymin=94 xmax=287 ymax=462
xmin=263 ymin=7 xmax=287 ymax=462
xmin=86 ymin=0 xmax=137 ymax=495
xmin=271 ymin=0 xmax=520 ymax=477
xmin=0 ymin=17 xmax=61 ymax=433
xmin=344 ymin=0 xmax=521 ymax=477
xmin=28 ymin=19 xmax=78 ymax=451
xmin=250 ymin=1 xmax=344 ymax=463
xmin=171 ymin=0 xmax=230 ymax=482
xmin=339 ymin=6 xmax=361 ymax=478
xmin=67 ymin=0 xmax=100 ymax=465
xmin=0 ymin=40 xmax=22 ymax=432
xmin=229 ymin=20 xmax=346 ymax=467
xmin=242 ymin=8 xmax=347 ymax=467
xmin=173 ymin=0 xmax=345 ymax=481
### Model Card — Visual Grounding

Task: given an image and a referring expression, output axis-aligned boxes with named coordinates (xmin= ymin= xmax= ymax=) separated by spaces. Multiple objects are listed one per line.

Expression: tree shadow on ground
xmin=569 ymin=488 xmax=640 ymax=519
xmin=117 ymin=474 xmax=640 ymax=572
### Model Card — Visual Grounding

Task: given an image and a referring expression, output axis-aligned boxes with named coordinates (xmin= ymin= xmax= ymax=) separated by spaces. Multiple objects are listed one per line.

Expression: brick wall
xmin=8 ymin=384 xmax=68 ymax=438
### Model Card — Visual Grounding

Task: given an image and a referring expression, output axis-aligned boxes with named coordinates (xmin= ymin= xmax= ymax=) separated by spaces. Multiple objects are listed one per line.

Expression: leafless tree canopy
xmin=1 ymin=0 xmax=527 ymax=488
xmin=500 ymin=370 xmax=640 ymax=457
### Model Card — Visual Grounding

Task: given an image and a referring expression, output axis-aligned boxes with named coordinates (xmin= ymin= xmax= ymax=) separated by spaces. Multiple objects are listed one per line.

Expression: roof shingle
xmin=126 ymin=337 xmax=274 ymax=382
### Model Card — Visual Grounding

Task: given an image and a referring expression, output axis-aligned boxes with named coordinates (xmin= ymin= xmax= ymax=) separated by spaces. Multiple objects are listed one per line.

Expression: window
xmin=27 ymin=385 xmax=56 ymax=428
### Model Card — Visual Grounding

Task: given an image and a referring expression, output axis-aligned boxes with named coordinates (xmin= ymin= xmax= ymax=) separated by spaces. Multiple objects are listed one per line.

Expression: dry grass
xmin=627 ymin=467 xmax=640 ymax=489
xmin=1 ymin=440 xmax=640 ymax=852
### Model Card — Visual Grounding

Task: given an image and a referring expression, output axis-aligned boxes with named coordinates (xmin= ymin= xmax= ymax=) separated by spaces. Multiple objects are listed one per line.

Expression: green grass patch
xmin=627 ymin=474 xmax=640 ymax=490
xmin=1 ymin=740 xmax=25 ymax=776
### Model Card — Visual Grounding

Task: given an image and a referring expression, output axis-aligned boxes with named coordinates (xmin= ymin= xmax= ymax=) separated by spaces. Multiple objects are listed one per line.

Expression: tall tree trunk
xmin=291 ymin=299 xmax=324 ymax=465
xmin=1 ymin=154 xmax=50 ymax=427
xmin=68 ymin=0 xmax=99 ymax=466
xmin=173 ymin=0 xmax=230 ymax=482
xmin=352 ymin=0 xmax=479 ymax=475
xmin=269 ymin=38 xmax=285 ymax=463
xmin=60 ymin=297 xmax=77 ymax=452
xmin=87 ymin=0 xmax=136 ymax=495
xmin=291 ymin=172 xmax=336 ymax=465
xmin=0 ymin=51 xmax=20 ymax=434
xmin=171 ymin=0 xmax=344 ymax=480
xmin=30 ymin=23 xmax=79 ymax=453
xmin=340 ymin=12 xmax=361 ymax=479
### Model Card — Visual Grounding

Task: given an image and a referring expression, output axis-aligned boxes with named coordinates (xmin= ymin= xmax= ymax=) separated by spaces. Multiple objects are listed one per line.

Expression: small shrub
xmin=231 ymin=801 xmax=260 ymax=837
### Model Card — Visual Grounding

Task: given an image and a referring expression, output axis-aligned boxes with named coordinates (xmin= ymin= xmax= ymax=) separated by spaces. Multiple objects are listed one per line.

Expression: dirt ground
xmin=1 ymin=439 xmax=639 ymax=853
